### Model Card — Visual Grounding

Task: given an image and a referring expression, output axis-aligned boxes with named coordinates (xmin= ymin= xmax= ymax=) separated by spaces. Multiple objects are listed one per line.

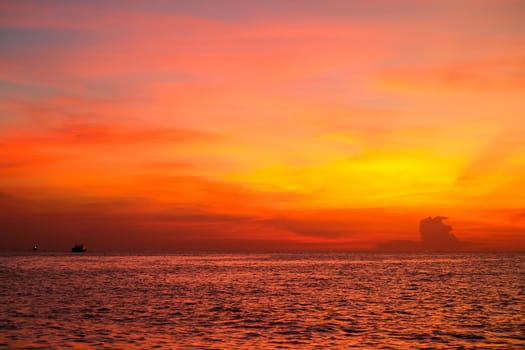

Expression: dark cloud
xmin=262 ymin=207 xmax=403 ymax=240
xmin=0 ymin=194 xmax=272 ymax=251
xmin=267 ymin=217 xmax=356 ymax=239
xmin=0 ymin=161 xmax=22 ymax=168
xmin=0 ymin=191 xmax=14 ymax=200
xmin=510 ymin=211 xmax=525 ymax=221
xmin=47 ymin=122 xmax=214 ymax=145
xmin=419 ymin=216 xmax=458 ymax=249
xmin=376 ymin=216 xmax=473 ymax=252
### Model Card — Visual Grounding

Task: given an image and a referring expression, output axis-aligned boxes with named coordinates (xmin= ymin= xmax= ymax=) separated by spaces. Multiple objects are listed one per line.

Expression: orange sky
xmin=1 ymin=0 xmax=524 ymax=251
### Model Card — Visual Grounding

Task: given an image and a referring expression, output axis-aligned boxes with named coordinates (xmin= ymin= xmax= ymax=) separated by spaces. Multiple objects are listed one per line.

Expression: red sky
xmin=1 ymin=0 xmax=524 ymax=251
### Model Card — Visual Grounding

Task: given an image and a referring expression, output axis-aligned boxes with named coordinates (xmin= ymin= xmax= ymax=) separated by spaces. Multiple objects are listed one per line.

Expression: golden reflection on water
xmin=0 ymin=253 xmax=523 ymax=349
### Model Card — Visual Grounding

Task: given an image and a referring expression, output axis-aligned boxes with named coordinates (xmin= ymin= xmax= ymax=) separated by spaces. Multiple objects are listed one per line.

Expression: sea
xmin=0 ymin=252 xmax=523 ymax=349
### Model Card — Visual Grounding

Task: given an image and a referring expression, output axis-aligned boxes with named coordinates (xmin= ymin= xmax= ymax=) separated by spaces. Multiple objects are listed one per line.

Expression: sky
xmin=0 ymin=0 xmax=524 ymax=251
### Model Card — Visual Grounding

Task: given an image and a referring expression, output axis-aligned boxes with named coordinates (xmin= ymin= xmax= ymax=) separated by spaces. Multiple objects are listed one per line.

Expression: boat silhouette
xmin=71 ymin=244 xmax=87 ymax=253
xmin=32 ymin=243 xmax=39 ymax=251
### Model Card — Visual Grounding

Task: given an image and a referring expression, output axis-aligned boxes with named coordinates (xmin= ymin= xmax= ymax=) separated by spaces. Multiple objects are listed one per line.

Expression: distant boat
xmin=71 ymin=244 xmax=87 ymax=253
xmin=32 ymin=243 xmax=39 ymax=251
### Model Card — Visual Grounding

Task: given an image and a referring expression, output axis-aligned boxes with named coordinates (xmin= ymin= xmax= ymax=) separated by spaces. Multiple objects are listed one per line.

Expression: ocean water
xmin=0 ymin=253 xmax=523 ymax=349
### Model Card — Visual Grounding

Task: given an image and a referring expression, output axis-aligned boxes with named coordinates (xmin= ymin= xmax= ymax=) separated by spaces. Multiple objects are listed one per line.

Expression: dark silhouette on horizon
xmin=71 ymin=243 xmax=87 ymax=253
xmin=377 ymin=216 xmax=472 ymax=252
xmin=420 ymin=216 xmax=459 ymax=250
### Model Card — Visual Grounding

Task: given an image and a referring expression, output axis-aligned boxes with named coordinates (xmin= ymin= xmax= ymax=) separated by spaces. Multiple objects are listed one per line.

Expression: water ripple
xmin=0 ymin=252 xmax=523 ymax=349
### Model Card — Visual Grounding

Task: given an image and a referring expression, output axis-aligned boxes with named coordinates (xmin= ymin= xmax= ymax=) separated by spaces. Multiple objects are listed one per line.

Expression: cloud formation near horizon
xmin=420 ymin=216 xmax=460 ymax=249
xmin=377 ymin=217 xmax=472 ymax=252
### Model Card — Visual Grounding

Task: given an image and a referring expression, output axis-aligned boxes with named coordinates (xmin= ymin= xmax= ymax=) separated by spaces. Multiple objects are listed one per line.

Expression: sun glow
xmin=0 ymin=0 xmax=524 ymax=251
